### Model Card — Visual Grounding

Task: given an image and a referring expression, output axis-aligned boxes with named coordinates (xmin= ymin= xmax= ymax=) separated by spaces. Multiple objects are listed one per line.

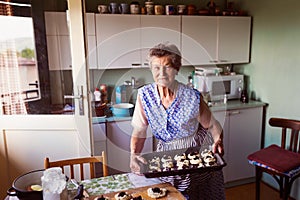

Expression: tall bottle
xmin=115 ymin=86 xmax=122 ymax=104
xmin=94 ymin=88 xmax=101 ymax=102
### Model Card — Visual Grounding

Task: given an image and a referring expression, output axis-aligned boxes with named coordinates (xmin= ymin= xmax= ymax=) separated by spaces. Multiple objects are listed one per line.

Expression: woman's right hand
xmin=130 ymin=154 xmax=147 ymax=175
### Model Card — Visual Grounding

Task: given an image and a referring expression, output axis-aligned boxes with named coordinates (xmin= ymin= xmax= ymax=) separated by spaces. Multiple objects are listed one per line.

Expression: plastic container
xmin=111 ymin=103 xmax=134 ymax=117
xmin=115 ymin=86 xmax=122 ymax=104
xmin=94 ymin=88 xmax=101 ymax=102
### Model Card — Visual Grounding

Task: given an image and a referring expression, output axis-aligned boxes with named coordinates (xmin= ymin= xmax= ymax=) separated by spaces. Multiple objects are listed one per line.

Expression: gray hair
xmin=148 ymin=42 xmax=182 ymax=71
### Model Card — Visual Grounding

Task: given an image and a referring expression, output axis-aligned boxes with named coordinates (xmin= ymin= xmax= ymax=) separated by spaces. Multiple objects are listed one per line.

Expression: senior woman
xmin=130 ymin=43 xmax=225 ymax=200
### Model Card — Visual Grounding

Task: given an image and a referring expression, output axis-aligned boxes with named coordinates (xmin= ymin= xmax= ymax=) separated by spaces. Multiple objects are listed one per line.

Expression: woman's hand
xmin=212 ymin=138 xmax=224 ymax=156
xmin=130 ymin=154 xmax=147 ymax=175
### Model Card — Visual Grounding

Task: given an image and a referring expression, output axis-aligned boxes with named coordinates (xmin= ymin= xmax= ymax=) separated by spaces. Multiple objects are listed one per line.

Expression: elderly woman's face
xmin=150 ymin=56 xmax=178 ymax=88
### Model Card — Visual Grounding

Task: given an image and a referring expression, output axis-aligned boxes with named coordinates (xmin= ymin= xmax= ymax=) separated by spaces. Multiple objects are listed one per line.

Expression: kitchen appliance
xmin=193 ymin=74 xmax=244 ymax=102
xmin=195 ymin=66 xmax=222 ymax=76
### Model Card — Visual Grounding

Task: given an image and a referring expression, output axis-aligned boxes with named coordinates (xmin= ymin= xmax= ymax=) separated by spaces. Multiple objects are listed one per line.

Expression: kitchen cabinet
xmin=92 ymin=123 xmax=107 ymax=176
xmin=106 ymin=120 xmax=153 ymax=174
xmin=86 ymin=13 xmax=98 ymax=69
xmin=218 ymin=17 xmax=251 ymax=64
xmin=140 ymin=15 xmax=181 ymax=67
xmin=182 ymin=16 xmax=251 ymax=65
xmin=212 ymin=106 xmax=263 ymax=184
xmin=94 ymin=15 xmax=251 ymax=68
xmin=182 ymin=16 xmax=218 ymax=65
xmin=44 ymin=12 xmax=69 ymax=35
xmin=96 ymin=14 xmax=141 ymax=69
xmin=45 ymin=12 xmax=72 ymax=71
xmin=45 ymin=12 xmax=98 ymax=70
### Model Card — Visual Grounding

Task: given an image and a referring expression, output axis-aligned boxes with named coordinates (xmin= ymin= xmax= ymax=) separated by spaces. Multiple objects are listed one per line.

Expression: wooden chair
xmin=248 ymin=117 xmax=300 ymax=200
xmin=44 ymin=151 xmax=108 ymax=180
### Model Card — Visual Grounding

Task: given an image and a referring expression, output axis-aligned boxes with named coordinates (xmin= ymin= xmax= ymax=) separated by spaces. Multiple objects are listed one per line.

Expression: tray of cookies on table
xmin=140 ymin=146 xmax=226 ymax=178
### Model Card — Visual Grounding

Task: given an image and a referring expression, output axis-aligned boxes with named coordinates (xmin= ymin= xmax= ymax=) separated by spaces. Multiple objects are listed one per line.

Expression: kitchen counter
xmin=92 ymin=100 xmax=267 ymax=124
xmin=208 ymin=100 xmax=267 ymax=112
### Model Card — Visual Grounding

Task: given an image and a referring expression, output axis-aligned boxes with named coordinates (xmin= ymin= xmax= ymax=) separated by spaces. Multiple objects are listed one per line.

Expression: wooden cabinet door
xmin=218 ymin=17 xmax=251 ymax=64
xmin=140 ymin=15 xmax=181 ymax=68
xmin=96 ymin=14 xmax=141 ymax=69
xmin=181 ymin=16 xmax=218 ymax=65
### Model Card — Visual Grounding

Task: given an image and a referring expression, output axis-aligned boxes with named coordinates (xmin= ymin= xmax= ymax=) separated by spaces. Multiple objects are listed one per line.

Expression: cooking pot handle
xmin=7 ymin=187 xmax=17 ymax=196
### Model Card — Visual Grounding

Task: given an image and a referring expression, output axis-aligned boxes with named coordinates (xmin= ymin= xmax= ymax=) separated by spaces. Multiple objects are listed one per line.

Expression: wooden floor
xmin=225 ymin=182 xmax=292 ymax=200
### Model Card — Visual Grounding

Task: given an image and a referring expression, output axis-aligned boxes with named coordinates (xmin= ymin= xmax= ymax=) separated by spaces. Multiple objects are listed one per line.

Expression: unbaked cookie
xmin=147 ymin=187 xmax=167 ymax=199
xmin=114 ymin=191 xmax=132 ymax=200
xmin=94 ymin=195 xmax=110 ymax=200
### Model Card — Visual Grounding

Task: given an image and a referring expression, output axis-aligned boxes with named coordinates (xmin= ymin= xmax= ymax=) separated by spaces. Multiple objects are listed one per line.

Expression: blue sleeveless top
xmin=138 ymin=82 xmax=201 ymax=142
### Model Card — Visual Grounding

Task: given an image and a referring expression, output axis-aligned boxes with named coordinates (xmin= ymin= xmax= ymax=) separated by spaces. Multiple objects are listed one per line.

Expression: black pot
xmin=7 ymin=169 xmax=44 ymax=200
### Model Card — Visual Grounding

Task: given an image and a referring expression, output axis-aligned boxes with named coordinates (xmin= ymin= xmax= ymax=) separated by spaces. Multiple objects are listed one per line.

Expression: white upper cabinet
xmin=45 ymin=12 xmax=69 ymax=36
xmin=182 ymin=16 xmax=251 ymax=66
xmin=140 ymin=15 xmax=181 ymax=68
xmin=86 ymin=13 xmax=96 ymax=35
xmin=182 ymin=16 xmax=218 ymax=65
xmin=218 ymin=17 xmax=251 ymax=64
xmin=45 ymin=12 xmax=72 ymax=70
xmin=96 ymin=14 xmax=141 ymax=69
xmin=86 ymin=13 xmax=98 ymax=69
xmin=46 ymin=13 xmax=252 ymax=70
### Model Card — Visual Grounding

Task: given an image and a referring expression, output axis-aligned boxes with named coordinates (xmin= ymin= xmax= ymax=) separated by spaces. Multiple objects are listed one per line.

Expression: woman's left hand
xmin=212 ymin=138 xmax=224 ymax=156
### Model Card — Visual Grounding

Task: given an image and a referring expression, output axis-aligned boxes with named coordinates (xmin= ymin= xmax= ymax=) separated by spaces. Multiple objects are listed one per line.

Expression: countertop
xmin=92 ymin=100 xmax=267 ymax=124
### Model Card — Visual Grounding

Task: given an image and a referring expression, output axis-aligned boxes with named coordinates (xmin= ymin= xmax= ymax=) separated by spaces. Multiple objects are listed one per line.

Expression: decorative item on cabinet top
xmin=96 ymin=1 xmax=248 ymax=16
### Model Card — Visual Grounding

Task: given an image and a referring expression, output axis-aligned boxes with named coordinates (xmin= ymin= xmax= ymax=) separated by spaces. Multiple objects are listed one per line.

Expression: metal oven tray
xmin=141 ymin=146 xmax=226 ymax=178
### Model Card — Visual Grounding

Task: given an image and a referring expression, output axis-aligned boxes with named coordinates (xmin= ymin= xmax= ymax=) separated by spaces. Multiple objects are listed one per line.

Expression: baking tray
xmin=140 ymin=146 xmax=226 ymax=178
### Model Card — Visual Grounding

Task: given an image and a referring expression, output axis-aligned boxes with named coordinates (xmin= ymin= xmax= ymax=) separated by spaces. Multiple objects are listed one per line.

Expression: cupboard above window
xmin=44 ymin=12 xmax=251 ymax=70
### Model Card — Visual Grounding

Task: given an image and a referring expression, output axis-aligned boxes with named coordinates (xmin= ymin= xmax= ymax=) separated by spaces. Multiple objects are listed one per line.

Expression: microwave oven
xmin=193 ymin=74 xmax=244 ymax=102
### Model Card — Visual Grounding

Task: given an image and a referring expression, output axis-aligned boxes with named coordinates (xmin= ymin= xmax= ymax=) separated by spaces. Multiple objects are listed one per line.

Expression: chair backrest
xmin=44 ymin=151 xmax=108 ymax=180
xmin=269 ymin=118 xmax=300 ymax=153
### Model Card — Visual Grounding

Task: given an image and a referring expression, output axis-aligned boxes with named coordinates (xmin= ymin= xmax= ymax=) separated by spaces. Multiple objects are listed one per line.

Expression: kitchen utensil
xmin=145 ymin=1 xmax=154 ymax=15
xmin=165 ymin=5 xmax=175 ymax=15
xmin=141 ymin=146 xmax=226 ymax=178
xmin=98 ymin=5 xmax=108 ymax=14
xmin=177 ymin=5 xmax=186 ymax=15
xmin=187 ymin=4 xmax=196 ymax=15
xmin=154 ymin=5 xmax=164 ymax=15
xmin=111 ymin=103 xmax=134 ymax=117
xmin=130 ymin=2 xmax=140 ymax=14
xmin=119 ymin=3 xmax=129 ymax=14
xmin=7 ymin=169 xmax=44 ymax=200
xmin=109 ymin=2 xmax=119 ymax=14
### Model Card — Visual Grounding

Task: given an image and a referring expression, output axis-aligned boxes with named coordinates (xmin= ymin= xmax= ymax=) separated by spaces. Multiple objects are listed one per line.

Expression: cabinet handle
xmin=131 ymin=63 xmax=141 ymax=66
xmin=229 ymin=111 xmax=240 ymax=116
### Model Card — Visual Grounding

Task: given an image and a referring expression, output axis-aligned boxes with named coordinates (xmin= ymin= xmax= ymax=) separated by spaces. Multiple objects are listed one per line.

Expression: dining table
xmin=5 ymin=173 xmax=186 ymax=200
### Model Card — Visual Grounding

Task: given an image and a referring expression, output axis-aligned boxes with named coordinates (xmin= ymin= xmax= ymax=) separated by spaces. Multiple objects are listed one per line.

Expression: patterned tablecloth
xmin=68 ymin=173 xmax=162 ymax=196
xmin=6 ymin=173 xmax=162 ymax=200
